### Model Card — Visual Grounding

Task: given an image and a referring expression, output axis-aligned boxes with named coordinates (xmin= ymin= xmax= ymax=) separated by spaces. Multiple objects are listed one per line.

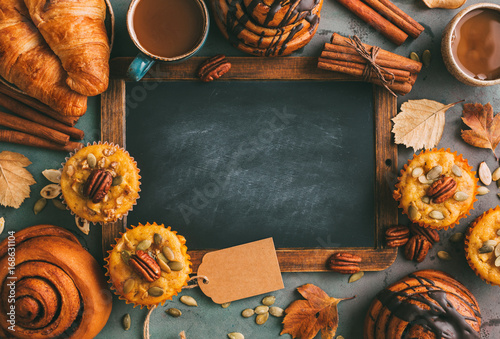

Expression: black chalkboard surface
xmin=126 ymin=81 xmax=375 ymax=249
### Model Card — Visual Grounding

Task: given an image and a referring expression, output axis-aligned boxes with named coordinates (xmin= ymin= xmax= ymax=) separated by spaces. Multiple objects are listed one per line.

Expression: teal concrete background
xmin=1 ymin=0 xmax=500 ymax=338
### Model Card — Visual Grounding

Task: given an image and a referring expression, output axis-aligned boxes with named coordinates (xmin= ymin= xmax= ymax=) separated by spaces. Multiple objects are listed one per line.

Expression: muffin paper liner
xmin=393 ymin=148 xmax=478 ymax=230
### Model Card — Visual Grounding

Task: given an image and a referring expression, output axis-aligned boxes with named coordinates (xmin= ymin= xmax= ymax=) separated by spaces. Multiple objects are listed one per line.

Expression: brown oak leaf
xmin=280 ymin=284 xmax=354 ymax=339
xmin=461 ymin=103 xmax=500 ymax=159
xmin=0 ymin=151 xmax=36 ymax=208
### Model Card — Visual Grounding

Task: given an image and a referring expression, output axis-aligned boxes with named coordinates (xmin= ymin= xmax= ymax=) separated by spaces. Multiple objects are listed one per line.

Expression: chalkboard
xmin=101 ymin=57 xmax=398 ymax=272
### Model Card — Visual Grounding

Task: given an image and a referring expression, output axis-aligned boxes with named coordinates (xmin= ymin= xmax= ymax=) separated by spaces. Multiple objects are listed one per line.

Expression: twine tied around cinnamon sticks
xmin=345 ymin=35 xmax=396 ymax=96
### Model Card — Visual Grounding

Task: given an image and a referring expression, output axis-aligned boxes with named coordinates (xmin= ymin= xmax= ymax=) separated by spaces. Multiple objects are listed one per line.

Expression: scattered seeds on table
xmin=52 ymin=199 xmax=66 ymax=210
xmin=477 ymin=187 xmax=490 ymax=195
xmin=349 ymin=271 xmax=364 ymax=283
xmin=34 ymin=198 xmax=47 ymax=215
xmin=437 ymin=251 xmax=451 ymax=260
xmin=449 ymin=232 xmax=464 ymax=243
xmin=422 ymin=49 xmax=431 ymax=67
xmin=410 ymin=52 xmax=420 ymax=62
xmin=241 ymin=308 xmax=255 ymax=318
xmin=492 ymin=167 xmax=500 ymax=181
xmin=269 ymin=306 xmax=284 ymax=318
xmin=337 ymin=336 xmax=345 ymax=339
xmin=255 ymin=305 xmax=269 ymax=315
xmin=180 ymin=295 xmax=198 ymax=307
xmin=75 ymin=216 xmax=90 ymax=235
xmin=221 ymin=302 xmax=231 ymax=308
xmin=40 ymin=184 xmax=61 ymax=199
xmin=228 ymin=332 xmax=244 ymax=339
xmin=166 ymin=308 xmax=182 ymax=317
xmin=122 ymin=313 xmax=131 ymax=331
xmin=261 ymin=295 xmax=276 ymax=306
xmin=256 ymin=312 xmax=269 ymax=325
xmin=479 ymin=162 xmax=492 ymax=185
xmin=42 ymin=169 xmax=61 ymax=183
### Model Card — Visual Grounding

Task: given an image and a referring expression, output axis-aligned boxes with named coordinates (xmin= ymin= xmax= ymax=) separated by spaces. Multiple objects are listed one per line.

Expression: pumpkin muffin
xmin=60 ymin=142 xmax=140 ymax=223
xmin=105 ymin=223 xmax=192 ymax=308
xmin=393 ymin=149 xmax=477 ymax=230
xmin=465 ymin=207 xmax=500 ymax=286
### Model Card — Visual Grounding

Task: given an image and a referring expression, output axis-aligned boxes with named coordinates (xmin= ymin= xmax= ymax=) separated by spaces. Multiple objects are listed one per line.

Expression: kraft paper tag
xmin=197 ymin=238 xmax=284 ymax=304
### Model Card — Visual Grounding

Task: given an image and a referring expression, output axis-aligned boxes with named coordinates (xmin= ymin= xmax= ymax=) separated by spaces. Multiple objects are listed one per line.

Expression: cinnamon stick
xmin=0 ymin=111 xmax=69 ymax=145
xmin=323 ymin=43 xmax=422 ymax=73
xmin=336 ymin=0 xmax=408 ymax=45
xmin=0 ymin=130 xmax=82 ymax=152
xmin=0 ymin=93 xmax=84 ymax=140
xmin=0 ymin=82 xmax=80 ymax=126
xmin=318 ymin=58 xmax=409 ymax=83
xmin=362 ymin=0 xmax=423 ymax=38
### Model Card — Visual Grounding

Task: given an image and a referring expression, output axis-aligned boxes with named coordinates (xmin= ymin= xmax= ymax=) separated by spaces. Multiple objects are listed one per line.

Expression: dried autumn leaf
xmin=0 ymin=151 xmax=36 ymax=208
xmin=422 ymin=0 xmax=466 ymax=9
xmin=392 ymin=99 xmax=461 ymax=150
xmin=281 ymin=284 xmax=354 ymax=339
xmin=461 ymin=102 xmax=500 ymax=159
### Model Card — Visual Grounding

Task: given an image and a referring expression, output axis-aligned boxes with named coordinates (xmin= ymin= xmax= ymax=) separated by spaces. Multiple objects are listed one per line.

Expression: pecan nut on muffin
xmin=465 ymin=207 xmax=500 ymax=286
xmin=60 ymin=143 xmax=141 ymax=223
xmin=105 ymin=223 xmax=192 ymax=308
xmin=364 ymin=270 xmax=481 ymax=339
xmin=393 ymin=149 xmax=477 ymax=230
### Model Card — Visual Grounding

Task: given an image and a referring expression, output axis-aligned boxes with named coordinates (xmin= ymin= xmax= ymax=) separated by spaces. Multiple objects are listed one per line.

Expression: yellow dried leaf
xmin=0 ymin=151 xmax=36 ymax=208
xmin=422 ymin=0 xmax=466 ymax=9
xmin=391 ymin=99 xmax=461 ymax=151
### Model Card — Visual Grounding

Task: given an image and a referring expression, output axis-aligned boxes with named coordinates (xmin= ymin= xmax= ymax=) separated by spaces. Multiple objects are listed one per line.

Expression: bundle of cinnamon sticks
xmin=336 ymin=0 xmax=424 ymax=45
xmin=0 ymin=82 xmax=84 ymax=152
xmin=318 ymin=34 xmax=422 ymax=96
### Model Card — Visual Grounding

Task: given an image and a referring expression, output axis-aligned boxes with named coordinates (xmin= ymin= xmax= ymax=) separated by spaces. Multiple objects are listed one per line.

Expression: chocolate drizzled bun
xmin=0 ymin=225 xmax=112 ymax=338
xmin=364 ymin=270 xmax=481 ymax=339
xmin=212 ymin=0 xmax=323 ymax=56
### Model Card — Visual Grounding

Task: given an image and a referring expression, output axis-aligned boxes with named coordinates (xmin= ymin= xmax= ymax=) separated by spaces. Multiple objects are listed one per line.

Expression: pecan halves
xmin=385 ymin=225 xmax=410 ymax=248
xmin=409 ymin=223 xmax=440 ymax=244
xmin=83 ymin=169 xmax=112 ymax=203
xmin=427 ymin=176 xmax=457 ymax=203
xmin=404 ymin=235 xmax=432 ymax=263
xmin=129 ymin=250 xmax=161 ymax=282
xmin=197 ymin=54 xmax=231 ymax=82
xmin=328 ymin=252 xmax=362 ymax=274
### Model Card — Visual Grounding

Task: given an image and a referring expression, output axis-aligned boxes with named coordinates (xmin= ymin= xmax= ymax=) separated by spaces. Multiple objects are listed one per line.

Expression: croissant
xmin=0 ymin=0 xmax=87 ymax=116
xmin=24 ymin=0 xmax=110 ymax=96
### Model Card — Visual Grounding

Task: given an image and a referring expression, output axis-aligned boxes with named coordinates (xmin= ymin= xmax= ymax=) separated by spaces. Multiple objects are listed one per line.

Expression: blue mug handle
xmin=127 ymin=52 xmax=155 ymax=81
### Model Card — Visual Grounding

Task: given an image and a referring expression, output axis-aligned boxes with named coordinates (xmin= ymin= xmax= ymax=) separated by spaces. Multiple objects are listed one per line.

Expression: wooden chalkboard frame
xmin=101 ymin=56 xmax=398 ymax=272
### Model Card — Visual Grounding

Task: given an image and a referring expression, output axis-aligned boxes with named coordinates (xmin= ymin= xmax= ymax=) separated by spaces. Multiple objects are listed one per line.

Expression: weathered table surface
xmin=1 ymin=0 xmax=499 ymax=337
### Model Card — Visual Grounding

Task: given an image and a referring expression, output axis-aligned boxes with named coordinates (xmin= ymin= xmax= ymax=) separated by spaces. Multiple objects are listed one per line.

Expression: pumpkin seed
xmin=122 ymin=313 xmax=131 ymax=331
xmin=262 ymin=296 xmax=276 ymax=306
xmin=453 ymin=191 xmax=469 ymax=202
xmin=429 ymin=210 xmax=444 ymax=220
xmin=418 ymin=175 xmax=433 ymax=184
xmin=410 ymin=52 xmax=420 ymax=62
xmin=66 ymin=164 xmax=75 ymax=177
xmin=168 ymin=261 xmax=184 ymax=271
xmin=451 ymin=164 xmax=462 ymax=177
xmin=269 ymin=306 xmax=284 ymax=317
xmin=166 ymin=308 xmax=182 ymax=317
xmin=180 ymin=295 xmax=198 ymax=307
xmin=256 ymin=312 xmax=269 ymax=325
xmin=255 ymin=305 xmax=269 ymax=314
xmin=40 ymin=184 xmax=61 ymax=199
xmin=437 ymin=251 xmax=451 ymax=260
xmin=412 ymin=167 xmax=424 ymax=178
xmin=34 ymin=198 xmax=47 ymax=215
xmin=484 ymin=240 xmax=497 ymax=247
xmin=0 ymin=217 xmax=4 ymax=235
xmin=337 ymin=336 xmax=345 ymax=339
xmin=42 ymin=169 xmax=61 ymax=183
xmin=495 ymin=256 xmax=500 ymax=267
xmin=87 ymin=153 xmax=97 ymax=168
xmin=426 ymin=166 xmax=442 ymax=180
xmin=495 ymin=243 xmax=500 ymax=257
xmin=75 ymin=216 xmax=90 ymax=235
xmin=479 ymin=162 xmax=492 ymax=185
xmin=349 ymin=271 xmax=364 ymax=283
xmin=422 ymin=49 xmax=431 ymax=67
xmin=123 ymin=278 xmax=135 ymax=293
xmin=449 ymin=232 xmax=464 ymax=243
xmin=136 ymin=240 xmax=152 ymax=251
xmin=153 ymin=233 xmax=163 ymax=246
xmin=242 ymin=308 xmax=255 ymax=318
xmin=497 ymin=193 xmax=500 ymax=199
xmin=477 ymin=186 xmax=490 ymax=195
xmin=148 ymin=287 xmax=164 ymax=297
xmin=492 ymin=167 xmax=500 ymax=181
xmin=421 ymin=196 xmax=430 ymax=204
xmin=228 ymin=333 xmax=244 ymax=339
xmin=121 ymin=250 xmax=131 ymax=264
xmin=112 ymin=175 xmax=123 ymax=186
xmin=497 ymin=230 xmax=500 ymax=236
xmin=158 ymin=257 xmax=171 ymax=273
xmin=479 ymin=244 xmax=494 ymax=254
xmin=221 ymin=302 xmax=231 ymax=308
xmin=52 ymin=199 xmax=66 ymax=210
xmin=162 ymin=246 xmax=175 ymax=261
xmin=497 ymin=180 xmax=500 ymax=189
xmin=408 ymin=204 xmax=419 ymax=220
